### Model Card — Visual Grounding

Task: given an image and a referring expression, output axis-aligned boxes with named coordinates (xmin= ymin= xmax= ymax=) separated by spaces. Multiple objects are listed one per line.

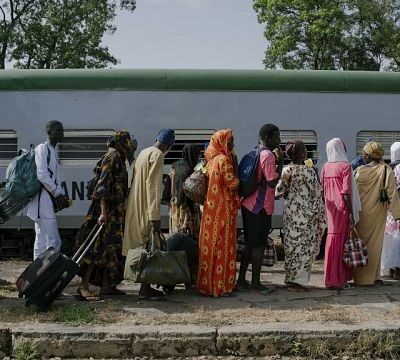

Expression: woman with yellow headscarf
xmin=354 ymin=141 xmax=400 ymax=285
xmin=196 ymin=129 xmax=240 ymax=297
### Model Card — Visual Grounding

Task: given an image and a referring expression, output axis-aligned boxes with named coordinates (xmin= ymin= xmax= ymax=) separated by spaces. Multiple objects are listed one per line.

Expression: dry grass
xmin=290 ymin=339 xmax=333 ymax=360
xmin=94 ymin=303 xmax=400 ymax=326
xmin=1 ymin=301 xmax=399 ymax=327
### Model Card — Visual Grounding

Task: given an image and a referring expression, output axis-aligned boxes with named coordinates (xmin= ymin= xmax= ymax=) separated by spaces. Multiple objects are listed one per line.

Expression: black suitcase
xmin=16 ymin=224 xmax=103 ymax=310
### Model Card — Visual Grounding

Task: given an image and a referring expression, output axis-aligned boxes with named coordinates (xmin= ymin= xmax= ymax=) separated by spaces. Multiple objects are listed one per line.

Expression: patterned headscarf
xmin=363 ymin=141 xmax=384 ymax=161
xmin=204 ymin=129 xmax=233 ymax=161
xmin=107 ymin=130 xmax=133 ymax=161
xmin=285 ymin=139 xmax=306 ymax=161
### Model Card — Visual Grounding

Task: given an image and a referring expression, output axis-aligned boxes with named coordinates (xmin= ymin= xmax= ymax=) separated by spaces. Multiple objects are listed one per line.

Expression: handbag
xmin=182 ymin=164 xmax=208 ymax=205
xmin=343 ymin=227 xmax=368 ymax=268
xmin=379 ymin=165 xmax=390 ymax=203
xmin=124 ymin=231 xmax=191 ymax=285
xmin=237 ymin=234 xmax=277 ymax=267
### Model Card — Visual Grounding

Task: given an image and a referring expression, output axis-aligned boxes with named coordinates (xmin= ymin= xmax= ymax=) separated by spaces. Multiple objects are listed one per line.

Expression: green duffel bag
xmin=124 ymin=247 xmax=147 ymax=282
xmin=124 ymin=231 xmax=191 ymax=285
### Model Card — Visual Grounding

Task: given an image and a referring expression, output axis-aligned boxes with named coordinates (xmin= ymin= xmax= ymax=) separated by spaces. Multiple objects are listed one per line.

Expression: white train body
xmin=0 ymin=69 xmax=399 ymax=232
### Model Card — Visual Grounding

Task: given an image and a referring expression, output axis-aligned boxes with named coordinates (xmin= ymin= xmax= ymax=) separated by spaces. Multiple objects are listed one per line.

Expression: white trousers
xmin=33 ymin=218 xmax=61 ymax=259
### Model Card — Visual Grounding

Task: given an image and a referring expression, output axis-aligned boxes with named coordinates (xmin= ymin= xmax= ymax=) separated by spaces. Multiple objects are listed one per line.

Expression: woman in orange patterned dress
xmin=196 ymin=129 xmax=240 ymax=297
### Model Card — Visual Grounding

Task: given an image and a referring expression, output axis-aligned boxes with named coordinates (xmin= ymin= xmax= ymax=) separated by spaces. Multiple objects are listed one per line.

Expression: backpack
xmin=5 ymin=147 xmax=41 ymax=202
xmin=238 ymin=147 xmax=266 ymax=198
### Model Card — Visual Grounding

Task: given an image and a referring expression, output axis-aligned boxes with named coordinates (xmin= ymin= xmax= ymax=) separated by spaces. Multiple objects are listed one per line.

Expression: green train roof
xmin=1 ymin=69 xmax=400 ymax=93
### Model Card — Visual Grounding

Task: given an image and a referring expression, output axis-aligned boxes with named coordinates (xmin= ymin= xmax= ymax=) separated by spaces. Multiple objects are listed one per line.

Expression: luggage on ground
xmin=124 ymin=231 xmax=191 ymax=285
xmin=16 ymin=224 xmax=103 ymax=310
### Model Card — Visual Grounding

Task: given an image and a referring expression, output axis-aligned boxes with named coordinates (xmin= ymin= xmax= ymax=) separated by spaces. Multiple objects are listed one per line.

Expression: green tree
xmin=0 ymin=0 xmax=136 ymax=69
xmin=348 ymin=0 xmax=400 ymax=71
xmin=253 ymin=0 xmax=351 ymax=70
xmin=0 ymin=0 xmax=39 ymax=69
xmin=254 ymin=0 xmax=400 ymax=71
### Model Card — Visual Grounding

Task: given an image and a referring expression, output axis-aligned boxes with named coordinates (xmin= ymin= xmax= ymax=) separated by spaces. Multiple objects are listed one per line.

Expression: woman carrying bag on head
xmin=353 ymin=141 xmax=400 ymax=286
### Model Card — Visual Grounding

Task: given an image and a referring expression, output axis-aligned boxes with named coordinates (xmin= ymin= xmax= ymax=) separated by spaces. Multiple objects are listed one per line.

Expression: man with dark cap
xmin=123 ymin=128 xmax=175 ymax=300
xmin=27 ymin=120 xmax=68 ymax=259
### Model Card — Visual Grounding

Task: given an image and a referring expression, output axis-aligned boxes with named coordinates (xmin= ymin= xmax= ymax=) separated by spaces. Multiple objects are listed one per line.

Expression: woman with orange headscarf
xmin=197 ymin=129 xmax=240 ymax=297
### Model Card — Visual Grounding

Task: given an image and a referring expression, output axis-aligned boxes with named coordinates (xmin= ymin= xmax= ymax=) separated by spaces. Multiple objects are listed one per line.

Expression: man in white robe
xmin=27 ymin=120 xmax=66 ymax=259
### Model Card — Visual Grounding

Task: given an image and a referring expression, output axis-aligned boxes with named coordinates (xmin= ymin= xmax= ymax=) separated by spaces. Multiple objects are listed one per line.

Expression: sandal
xmin=99 ymin=288 xmax=127 ymax=296
xmin=220 ymin=292 xmax=237 ymax=298
xmin=287 ymin=283 xmax=309 ymax=292
xmin=75 ymin=288 xmax=103 ymax=302
xmin=234 ymin=280 xmax=251 ymax=292
xmin=342 ymin=283 xmax=354 ymax=290
xmin=250 ymin=285 xmax=276 ymax=295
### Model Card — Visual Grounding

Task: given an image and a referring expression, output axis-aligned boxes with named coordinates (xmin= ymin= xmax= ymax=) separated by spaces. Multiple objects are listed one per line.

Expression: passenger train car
xmin=0 ymin=69 xmax=399 ymax=257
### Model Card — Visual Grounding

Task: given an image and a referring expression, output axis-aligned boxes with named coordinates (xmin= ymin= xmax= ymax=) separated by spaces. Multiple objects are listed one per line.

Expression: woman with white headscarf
xmin=321 ymin=138 xmax=361 ymax=289
xmin=381 ymin=142 xmax=400 ymax=278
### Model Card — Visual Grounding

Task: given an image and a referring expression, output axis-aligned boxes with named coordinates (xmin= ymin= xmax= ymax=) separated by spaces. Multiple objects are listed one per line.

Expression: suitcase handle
xmin=72 ymin=224 xmax=104 ymax=264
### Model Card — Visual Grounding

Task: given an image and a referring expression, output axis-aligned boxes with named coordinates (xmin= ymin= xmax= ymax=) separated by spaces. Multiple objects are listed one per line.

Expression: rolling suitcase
xmin=16 ymin=224 xmax=103 ymax=310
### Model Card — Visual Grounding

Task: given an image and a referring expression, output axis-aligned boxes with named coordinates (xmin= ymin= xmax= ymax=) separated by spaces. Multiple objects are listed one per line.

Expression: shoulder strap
xmin=382 ymin=165 xmax=387 ymax=188
xmin=45 ymin=144 xmax=54 ymax=181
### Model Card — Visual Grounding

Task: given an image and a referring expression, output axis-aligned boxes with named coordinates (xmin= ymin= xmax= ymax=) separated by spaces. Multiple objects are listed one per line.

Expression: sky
xmin=102 ymin=0 xmax=267 ymax=69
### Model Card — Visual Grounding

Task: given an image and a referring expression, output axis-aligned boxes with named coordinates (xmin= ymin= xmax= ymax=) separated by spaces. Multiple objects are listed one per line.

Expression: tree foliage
xmin=0 ymin=0 xmax=136 ymax=69
xmin=253 ymin=0 xmax=400 ymax=71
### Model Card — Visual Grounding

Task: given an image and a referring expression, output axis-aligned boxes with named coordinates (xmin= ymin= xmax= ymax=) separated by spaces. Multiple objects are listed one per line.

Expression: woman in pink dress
xmin=321 ymin=138 xmax=361 ymax=289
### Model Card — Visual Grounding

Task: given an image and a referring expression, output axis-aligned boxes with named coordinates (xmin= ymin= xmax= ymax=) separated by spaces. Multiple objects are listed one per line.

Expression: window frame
xmin=356 ymin=131 xmax=400 ymax=162
xmin=279 ymin=130 xmax=318 ymax=165
xmin=58 ymin=129 xmax=115 ymax=166
xmin=163 ymin=129 xmax=215 ymax=165
xmin=0 ymin=130 xmax=18 ymax=166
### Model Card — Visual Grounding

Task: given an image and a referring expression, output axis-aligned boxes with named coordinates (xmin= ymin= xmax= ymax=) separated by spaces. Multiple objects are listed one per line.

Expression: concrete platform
xmin=1 ymin=260 xmax=400 ymax=358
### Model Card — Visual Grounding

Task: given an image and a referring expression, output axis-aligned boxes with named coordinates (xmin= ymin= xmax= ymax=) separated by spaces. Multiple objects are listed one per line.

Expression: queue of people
xmin=28 ymin=121 xmax=400 ymax=301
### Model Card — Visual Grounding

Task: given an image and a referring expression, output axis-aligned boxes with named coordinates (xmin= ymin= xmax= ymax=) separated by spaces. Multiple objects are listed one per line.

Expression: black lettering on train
xmin=61 ymin=181 xmax=90 ymax=201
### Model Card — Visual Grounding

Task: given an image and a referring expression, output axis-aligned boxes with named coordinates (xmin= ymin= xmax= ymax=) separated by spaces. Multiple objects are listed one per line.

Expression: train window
xmin=164 ymin=129 xmax=215 ymax=165
xmin=279 ymin=130 xmax=318 ymax=165
xmin=58 ymin=130 xmax=114 ymax=165
xmin=0 ymin=130 xmax=17 ymax=166
xmin=357 ymin=131 xmax=400 ymax=162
